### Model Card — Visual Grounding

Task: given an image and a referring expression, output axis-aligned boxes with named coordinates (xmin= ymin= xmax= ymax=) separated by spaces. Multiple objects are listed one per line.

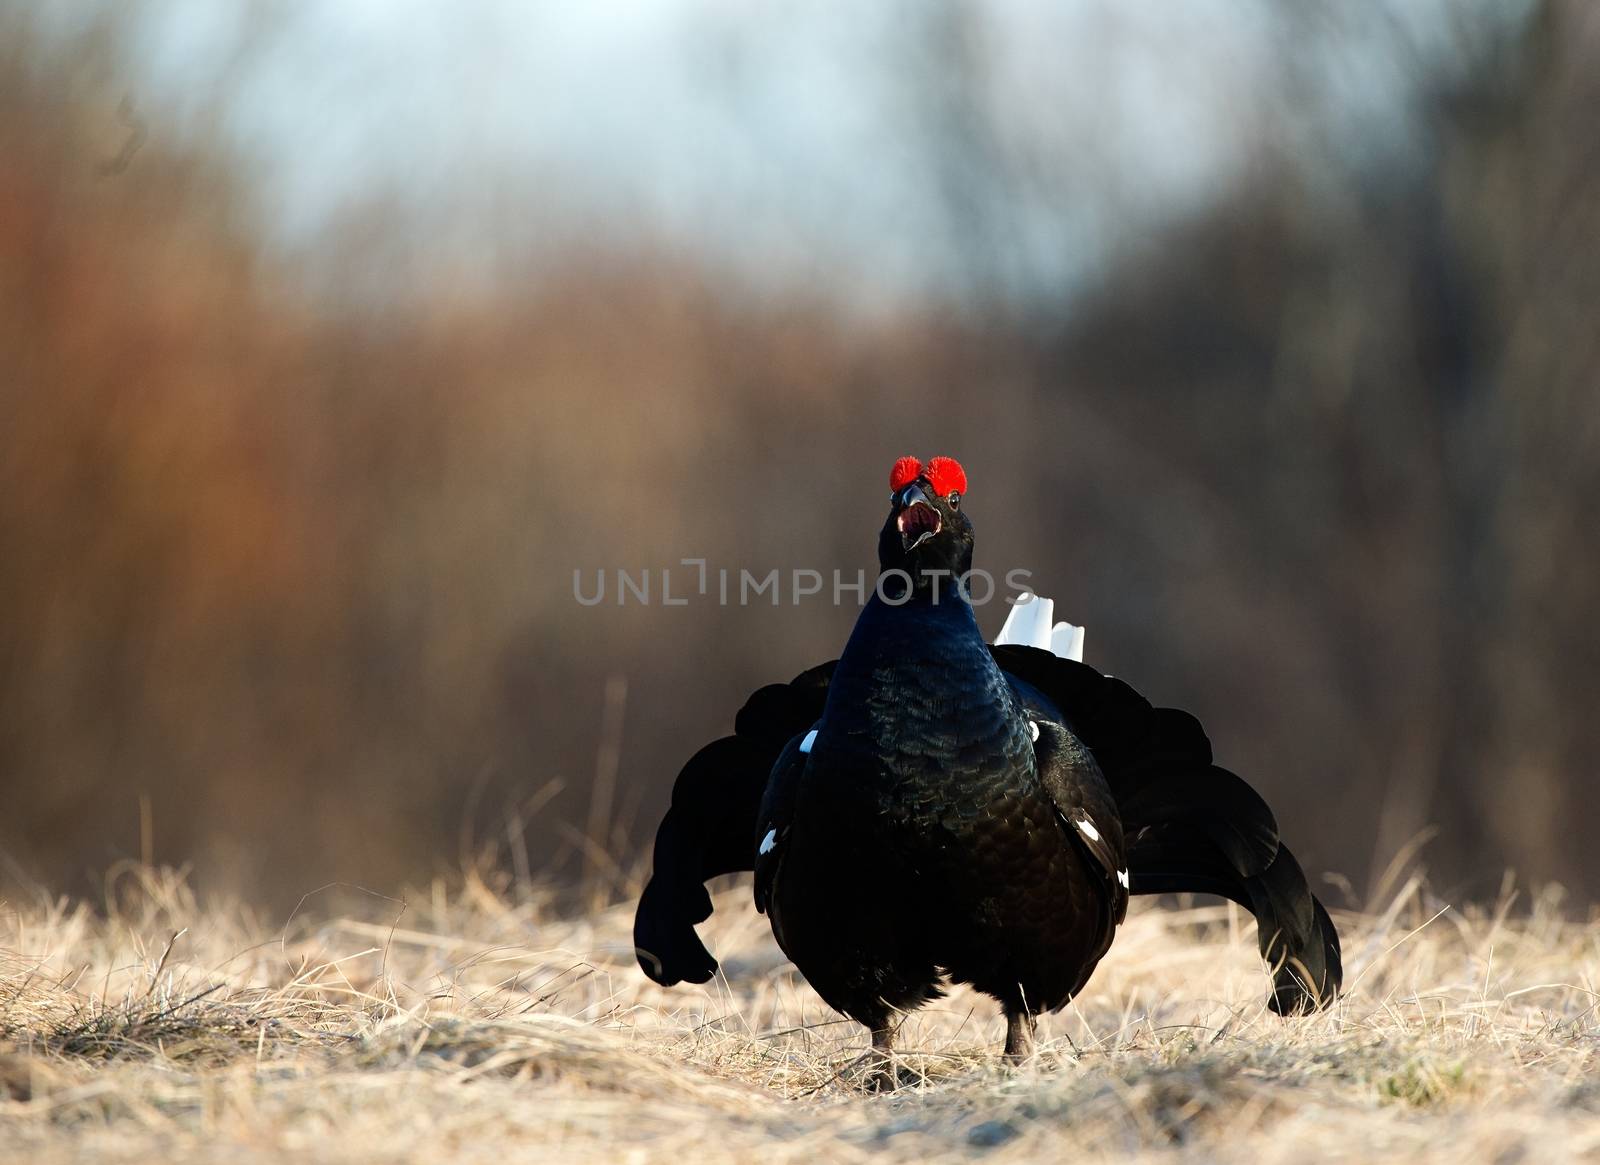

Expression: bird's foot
xmin=839 ymin=1024 xmax=919 ymax=1092
xmin=849 ymin=1053 xmax=920 ymax=1092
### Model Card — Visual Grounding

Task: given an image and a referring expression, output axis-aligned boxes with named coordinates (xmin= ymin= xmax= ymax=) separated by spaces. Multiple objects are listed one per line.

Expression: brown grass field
xmin=1 ymin=864 xmax=1597 ymax=1163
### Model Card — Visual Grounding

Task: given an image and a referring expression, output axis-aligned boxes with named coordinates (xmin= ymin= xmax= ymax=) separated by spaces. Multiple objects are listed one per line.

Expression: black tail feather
xmin=1127 ymin=826 xmax=1341 ymax=1013
xmin=1242 ymin=843 xmax=1342 ymax=1014
xmin=634 ymin=664 xmax=835 ymax=987
xmin=633 ymin=736 xmax=767 ymax=985
xmin=633 ymin=865 xmax=719 ymax=986
xmin=1117 ymin=765 xmax=1281 ymax=877
xmin=990 ymin=646 xmax=1342 ymax=1013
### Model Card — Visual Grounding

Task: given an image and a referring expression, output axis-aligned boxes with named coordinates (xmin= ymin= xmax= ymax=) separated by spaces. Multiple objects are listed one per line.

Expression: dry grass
xmin=1 ymin=865 xmax=1598 ymax=1163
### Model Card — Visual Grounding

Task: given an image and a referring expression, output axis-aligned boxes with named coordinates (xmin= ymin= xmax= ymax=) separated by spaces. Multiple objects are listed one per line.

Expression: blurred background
xmin=1 ymin=0 xmax=1596 ymax=911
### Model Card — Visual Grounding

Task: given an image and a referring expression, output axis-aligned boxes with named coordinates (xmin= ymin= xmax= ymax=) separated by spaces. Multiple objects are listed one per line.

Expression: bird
xmin=633 ymin=454 xmax=1341 ymax=1071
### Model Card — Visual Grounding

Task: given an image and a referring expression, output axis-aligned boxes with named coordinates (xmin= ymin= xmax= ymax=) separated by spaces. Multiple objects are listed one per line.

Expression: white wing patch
xmin=759 ymin=828 xmax=778 ymax=855
xmin=1028 ymin=720 xmax=1040 ymax=742
xmin=1076 ymin=818 xmax=1102 ymax=843
xmin=799 ymin=729 xmax=818 ymax=754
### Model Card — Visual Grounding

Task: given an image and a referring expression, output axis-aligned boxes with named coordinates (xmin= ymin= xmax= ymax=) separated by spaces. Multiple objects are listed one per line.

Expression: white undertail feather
xmin=1049 ymin=621 xmax=1085 ymax=662
xmin=996 ymin=592 xmax=1053 ymax=650
xmin=996 ymin=592 xmax=1085 ymax=662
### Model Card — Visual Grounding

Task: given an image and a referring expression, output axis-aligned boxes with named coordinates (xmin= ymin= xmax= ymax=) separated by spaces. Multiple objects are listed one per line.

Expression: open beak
xmin=896 ymin=484 xmax=942 ymax=551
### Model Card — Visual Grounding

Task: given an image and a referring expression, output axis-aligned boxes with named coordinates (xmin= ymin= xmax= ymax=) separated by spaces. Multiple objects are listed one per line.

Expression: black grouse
xmin=634 ymin=455 xmax=1341 ymax=1065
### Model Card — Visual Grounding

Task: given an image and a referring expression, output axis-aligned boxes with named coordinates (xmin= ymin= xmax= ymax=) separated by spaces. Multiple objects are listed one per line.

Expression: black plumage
xmin=634 ymin=457 xmax=1340 ymax=1064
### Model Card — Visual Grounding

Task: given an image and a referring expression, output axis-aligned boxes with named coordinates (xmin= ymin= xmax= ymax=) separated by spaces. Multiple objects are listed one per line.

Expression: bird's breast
xmin=806 ymin=597 xmax=1035 ymax=813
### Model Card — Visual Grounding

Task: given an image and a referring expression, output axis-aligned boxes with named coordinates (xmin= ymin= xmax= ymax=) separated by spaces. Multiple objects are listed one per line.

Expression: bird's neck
xmin=843 ymin=586 xmax=987 ymax=663
xmin=821 ymin=589 xmax=1026 ymax=761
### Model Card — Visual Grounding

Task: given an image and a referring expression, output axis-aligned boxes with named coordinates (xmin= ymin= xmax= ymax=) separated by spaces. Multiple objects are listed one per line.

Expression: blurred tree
xmin=0 ymin=2 xmax=1594 ymax=907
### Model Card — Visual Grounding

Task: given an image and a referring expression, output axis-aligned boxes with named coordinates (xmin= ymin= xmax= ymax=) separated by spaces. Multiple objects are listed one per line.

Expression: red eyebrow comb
xmin=889 ymin=456 xmax=967 ymax=497
xmin=925 ymin=456 xmax=967 ymax=498
xmin=889 ymin=456 xmax=922 ymax=492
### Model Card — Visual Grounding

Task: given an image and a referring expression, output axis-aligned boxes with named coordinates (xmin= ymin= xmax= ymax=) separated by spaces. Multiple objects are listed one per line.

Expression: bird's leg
xmin=860 ymin=1022 xmax=897 ymax=1091
xmin=842 ymin=1020 xmax=914 ymax=1092
xmin=871 ymin=1023 xmax=895 ymax=1057
xmin=1002 ymin=1008 xmax=1037 ymax=1064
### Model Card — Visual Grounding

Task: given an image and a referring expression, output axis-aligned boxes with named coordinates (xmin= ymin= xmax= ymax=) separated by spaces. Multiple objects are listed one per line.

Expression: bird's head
xmin=877 ymin=455 xmax=975 ymax=596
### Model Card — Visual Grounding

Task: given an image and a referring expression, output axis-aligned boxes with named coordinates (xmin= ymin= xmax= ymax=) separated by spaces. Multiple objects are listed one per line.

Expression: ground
xmin=1 ymin=864 xmax=1597 ymax=1163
